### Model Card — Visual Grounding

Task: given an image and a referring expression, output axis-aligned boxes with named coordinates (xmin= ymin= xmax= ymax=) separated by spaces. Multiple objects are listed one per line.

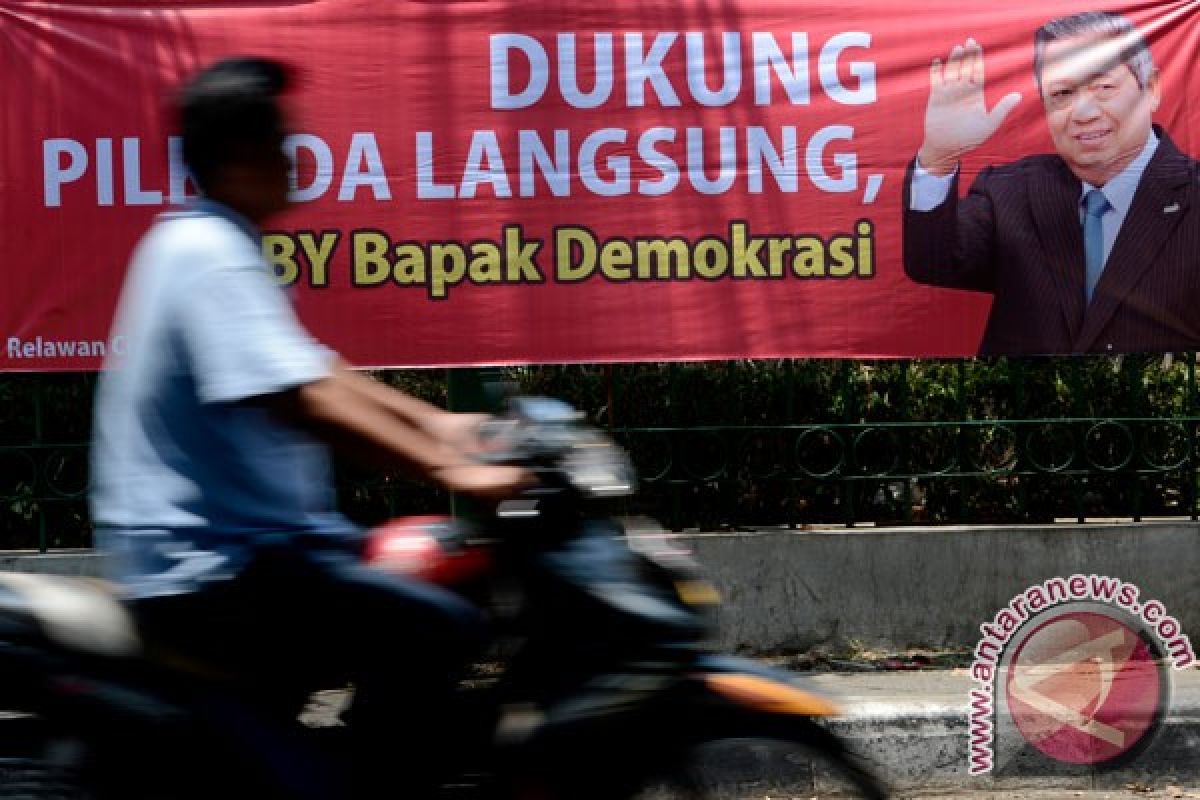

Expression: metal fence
xmin=0 ymin=373 xmax=94 ymax=551
xmin=3 ymin=355 xmax=1199 ymax=550
xmin=517 ymin=356 xmax=1200 ymax=530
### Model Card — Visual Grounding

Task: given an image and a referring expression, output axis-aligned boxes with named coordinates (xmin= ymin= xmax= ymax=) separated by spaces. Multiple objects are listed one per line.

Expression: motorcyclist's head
xmin=179 ymin=57 xmax=293 ymax=223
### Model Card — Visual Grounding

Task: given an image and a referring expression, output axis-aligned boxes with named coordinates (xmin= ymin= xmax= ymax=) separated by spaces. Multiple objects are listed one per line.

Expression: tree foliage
xmin=1 ymin=355 xmax=1196 ymax=548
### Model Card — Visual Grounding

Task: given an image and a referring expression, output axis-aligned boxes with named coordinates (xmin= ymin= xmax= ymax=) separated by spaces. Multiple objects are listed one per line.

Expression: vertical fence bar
xmin=900 ymin=360 xmax=913 ymax=525
xmin=446 ymin=368 xmax=502 ymax=521
xmin=1190 ymin=353 xmax=1198 ymax=520
xmin=87 ymin=373 xmax=99 ymax=548
xmin=1012 ymin=359 xmax=1030 ymax=522
xmin=33 ymin=377 xmax=47 ymax=553
xmin=609 ymin=363 xmax=637 ymax=521
xmin=1069 ymin=359 xmax=1085 ymax=523
xmin=605 ymin=365 xmax=615 ymax=432
xmin=667 ymin=363 xmax=684 ymax=531
xmin=32 ymin=377 xmax=44 ymax=444
xmin=785 ymin=359 xmax=798 ymax=530
xmin=840 ymin=361 xmax=855 ymax=528
xmin=956 ymin=361 xmax=969 ymax=524
xmin=1129 ymin=356 xmax=1143 ymax=522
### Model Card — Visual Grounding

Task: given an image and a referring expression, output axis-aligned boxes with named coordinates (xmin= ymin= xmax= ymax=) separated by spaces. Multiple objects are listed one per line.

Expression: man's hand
xmin=919 ymin=38 xmax=1022 ymax=175
xmin=431 ymin=463 xmax=532 ymax=502
xmin=422 ymin=411 xmax=490 ymax=454
xmin=423 ymin=411 xmax=534 ymax=501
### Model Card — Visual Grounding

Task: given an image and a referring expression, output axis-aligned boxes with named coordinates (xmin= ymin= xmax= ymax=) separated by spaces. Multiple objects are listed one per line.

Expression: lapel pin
xmin=1163 ymin=202 xmax=1181 ymax=214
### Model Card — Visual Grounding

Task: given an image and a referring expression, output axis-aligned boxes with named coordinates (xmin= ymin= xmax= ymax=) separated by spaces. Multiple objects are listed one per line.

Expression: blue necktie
xmin=1083 ymin=189 xmax=1111 ymax=304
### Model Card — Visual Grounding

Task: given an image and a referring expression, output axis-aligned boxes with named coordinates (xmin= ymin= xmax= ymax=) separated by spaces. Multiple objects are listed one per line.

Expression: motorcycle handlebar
xmin=475 ymin=396 xmax=636 ymax=500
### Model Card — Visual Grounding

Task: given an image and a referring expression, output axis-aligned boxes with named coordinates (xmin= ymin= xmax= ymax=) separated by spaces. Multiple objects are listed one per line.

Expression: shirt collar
xmin=189 ymin=197 xmax=261 ymax=241
xmin=1080 ymin=130 xmax=1159 ymax=216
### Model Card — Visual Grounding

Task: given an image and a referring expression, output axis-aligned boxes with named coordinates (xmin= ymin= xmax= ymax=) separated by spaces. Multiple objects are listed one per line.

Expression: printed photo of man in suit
xmin=903 ymin=11 xmax=1199 ymax=355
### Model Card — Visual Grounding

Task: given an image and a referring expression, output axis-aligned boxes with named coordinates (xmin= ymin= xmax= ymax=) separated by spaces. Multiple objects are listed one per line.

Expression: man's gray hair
xmin=1034 ymin=11 xmax=1155 ymax=92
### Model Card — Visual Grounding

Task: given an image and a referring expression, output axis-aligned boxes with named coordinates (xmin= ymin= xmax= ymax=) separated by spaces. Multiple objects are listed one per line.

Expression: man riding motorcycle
xmin=88 ymin=56 xmax=528 ymax=798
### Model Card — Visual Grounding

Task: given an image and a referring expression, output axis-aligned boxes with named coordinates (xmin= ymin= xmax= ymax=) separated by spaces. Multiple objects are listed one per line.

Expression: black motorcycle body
xmin=0 ymin=397 xmax=887 ymax=799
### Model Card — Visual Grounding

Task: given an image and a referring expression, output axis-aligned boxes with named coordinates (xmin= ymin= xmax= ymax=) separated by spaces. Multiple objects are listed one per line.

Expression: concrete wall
xmin=4 ymin=523 xmax=1198 ymax=654
xmin=684 ymin=522 xmax=1200 ymax=653
xmin=0 ymin=551 xmax=104 ymax=577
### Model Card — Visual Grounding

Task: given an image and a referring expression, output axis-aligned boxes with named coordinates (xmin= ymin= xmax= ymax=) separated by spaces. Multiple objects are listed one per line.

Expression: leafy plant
xmin=1 ymin=356 xmax=1198 ymax=547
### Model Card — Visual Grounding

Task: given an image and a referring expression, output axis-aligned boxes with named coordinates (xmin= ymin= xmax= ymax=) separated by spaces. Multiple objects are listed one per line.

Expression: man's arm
xmin=178 ymin=258 xmax=527 ymax=502
xmin=329 ymin=359 xmax=485 ymax=451
xmin=903 ymin=37 xmax=1020 ymax=293
xmin=266 ymin=367 xmax=527 ymax=501
xmin=903 ymin=160 xmax=999 ymax=293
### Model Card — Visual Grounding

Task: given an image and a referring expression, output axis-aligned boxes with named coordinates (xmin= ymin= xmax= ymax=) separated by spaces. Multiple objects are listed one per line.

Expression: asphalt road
xmin=902 ymin=791 xmax=1200 ymax=800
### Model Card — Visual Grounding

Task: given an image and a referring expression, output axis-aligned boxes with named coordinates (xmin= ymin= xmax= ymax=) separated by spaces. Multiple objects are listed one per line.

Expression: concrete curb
xmin=1 ymin=671 xmax=1196 ymax=795
xmin=295 ymin=671 xmax=1200 ymax=794
xmin=0 ymin=551 xmax=104 ymax=577
xmin=809 ymin=670 xmax=1200 ymax=793
xmin=4 ymin=534 xmax=1200 ymax=793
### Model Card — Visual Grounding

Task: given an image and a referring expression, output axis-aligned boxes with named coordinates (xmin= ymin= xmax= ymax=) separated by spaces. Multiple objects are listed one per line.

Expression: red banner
xmin=3 ymin=0 xmax=1198 ymax=369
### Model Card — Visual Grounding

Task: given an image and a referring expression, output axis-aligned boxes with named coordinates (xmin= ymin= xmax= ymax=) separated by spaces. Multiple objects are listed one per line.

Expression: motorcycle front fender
xmin=688 ymin=653 xmax=842 ymax=717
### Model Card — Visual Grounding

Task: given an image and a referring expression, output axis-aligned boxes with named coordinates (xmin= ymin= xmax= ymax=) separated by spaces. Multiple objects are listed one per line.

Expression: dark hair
xmin=179 ymin=57 xmax=291 ymax=192
xmin=1033 ymin=12 xmax=1154 ymax=94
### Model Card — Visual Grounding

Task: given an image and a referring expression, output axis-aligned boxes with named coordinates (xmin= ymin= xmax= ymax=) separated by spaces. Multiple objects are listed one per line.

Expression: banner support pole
xmin=446 ymin=367 xmax=507 ymax=519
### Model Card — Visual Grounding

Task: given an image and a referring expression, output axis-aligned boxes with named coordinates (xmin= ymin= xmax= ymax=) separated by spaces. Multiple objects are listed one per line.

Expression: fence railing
xmin=607 ymin=416 xmax=1200 ymax=529
xmin=3 ymin=355 xmax=1199 ymax=550
xmin=0 ymin=373 xmax=94 ymax=551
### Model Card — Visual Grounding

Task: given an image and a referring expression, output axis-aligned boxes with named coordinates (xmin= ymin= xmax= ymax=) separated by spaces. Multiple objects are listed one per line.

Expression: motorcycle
xmin=0 ymin=396 xmax=887 ymax=799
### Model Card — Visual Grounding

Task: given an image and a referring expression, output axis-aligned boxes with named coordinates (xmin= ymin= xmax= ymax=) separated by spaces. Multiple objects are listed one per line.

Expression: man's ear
xmin=1145 ymin=68 xmax=1162 ymax=113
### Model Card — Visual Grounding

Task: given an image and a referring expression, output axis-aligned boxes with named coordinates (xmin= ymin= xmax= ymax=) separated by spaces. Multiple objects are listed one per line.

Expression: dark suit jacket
xmin=903 ymin=128 xmax=1200 ymax=355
